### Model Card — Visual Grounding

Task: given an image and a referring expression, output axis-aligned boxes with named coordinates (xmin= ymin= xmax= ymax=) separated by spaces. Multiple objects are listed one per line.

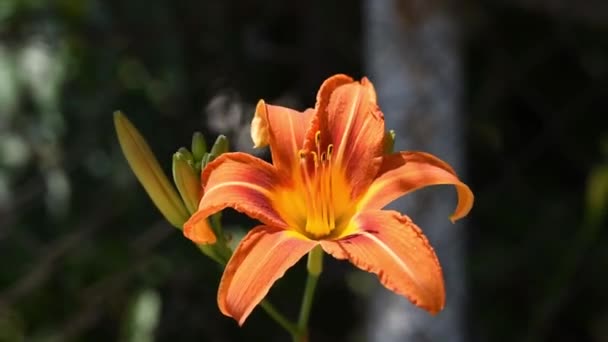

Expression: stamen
xmin=326 ymin=164 xmax=335 ymax=230
xmin=297 ymin=133 xmax=338 ymax=238
xmin=300 ymin=154 xmax=318 ymax=223
xmin=311 ymin=151 xmax=319 ymax=167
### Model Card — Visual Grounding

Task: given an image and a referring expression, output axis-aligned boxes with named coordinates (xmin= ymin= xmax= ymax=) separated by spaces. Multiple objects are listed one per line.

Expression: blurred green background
xmin=0 ymin=0 xmax=606 ymax=341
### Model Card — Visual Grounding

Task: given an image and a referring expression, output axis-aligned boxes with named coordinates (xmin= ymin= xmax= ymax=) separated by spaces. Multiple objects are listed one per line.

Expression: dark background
xmin=0 ymin=1 xmax=606 ymax=341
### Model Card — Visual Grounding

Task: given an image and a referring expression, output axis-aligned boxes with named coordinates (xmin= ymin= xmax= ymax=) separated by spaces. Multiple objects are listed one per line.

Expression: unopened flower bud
xmin=172 ymin=152 xmax=202 ymax=214
xmin=210 ymin=134 xmax=229 ymax=156
xmin=384 ymin=130 xmax=396 ymax=154
xmin=113 ymin=111 xmax=189 ymax=228
xmin=177 ymin=147 xmax=194 ymax=163
xmin=191 ymin=132 xmax=207 ymax=162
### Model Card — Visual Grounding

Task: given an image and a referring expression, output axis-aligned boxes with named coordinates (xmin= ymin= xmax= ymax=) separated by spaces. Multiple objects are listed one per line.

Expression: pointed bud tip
xmin=210 ymin=134 xmax=229 ymax=155
xmin=383 ymin=130 xmax=396 ymax=154
xmin=177 ymin=147 xmax=194 ymax=161
xmin=113 ymin=111 xmax=126 ymax=128
xmin=191 ymin=132 xmax=207 ymax=161
xmin=173 ymin=151 xmax=185 ymax=162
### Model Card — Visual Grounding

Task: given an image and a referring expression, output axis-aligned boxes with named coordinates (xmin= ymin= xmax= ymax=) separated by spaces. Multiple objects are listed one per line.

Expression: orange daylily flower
xmin=183 ymin=74 xmax=474 ymax=325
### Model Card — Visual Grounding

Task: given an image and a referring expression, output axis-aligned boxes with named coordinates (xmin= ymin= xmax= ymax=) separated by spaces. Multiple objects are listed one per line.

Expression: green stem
xmin=295 ymin=245 xmax=324 ymax=341
xmin=260 ymin=300 xmax=300 ymax=337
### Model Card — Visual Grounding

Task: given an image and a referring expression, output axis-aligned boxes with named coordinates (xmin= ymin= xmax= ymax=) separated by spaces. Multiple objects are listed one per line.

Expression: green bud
xmin=172 ymin=152 xmax=201 ymax=215
xmin=210 ymin=134 xmax=229 ymax=156
xmin=200 ymin=152 xmax=211 ymax=168
xmin=177 ymin=147 xmax=194 ymax=163
xmin=191 ymin=132 xmax=207 ymax=161
xmin=383 ymin=130 xmax=396 ymax=154
xmin=113 ymin=111 xmax=189 ymax=228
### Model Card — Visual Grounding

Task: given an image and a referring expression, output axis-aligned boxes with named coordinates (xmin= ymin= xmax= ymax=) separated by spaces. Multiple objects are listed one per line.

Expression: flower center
xmin=296 ymin=131 xmax=341 ymax=238
xmin=272 ymin=131 xmax=355 ymax=240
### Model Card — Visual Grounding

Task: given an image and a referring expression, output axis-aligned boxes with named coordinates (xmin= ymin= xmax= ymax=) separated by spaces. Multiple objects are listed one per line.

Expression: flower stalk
xmin=295 ymin=245 xmax=323 ymax=341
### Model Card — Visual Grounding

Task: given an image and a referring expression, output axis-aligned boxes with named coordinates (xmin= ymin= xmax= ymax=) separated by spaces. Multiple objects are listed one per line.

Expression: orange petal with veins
xmin=359 ymin=151 xmax=474 ymax=222
xmin=218 ymin=226 xmax=316 ymax=325
xmin=303 ymin=74 xmax=353 ymax=153
xmin=252 ymin=100 xmax=314 ymax=174
xmin=326 ymin=78 xmax=385 ymax=198
xmin=195 ymin=152 xmax=288 ymax=230
xmin=321 ymin=210 xmax=445 ymax=313
xmin=305 ymin=75 xmax=385 ymax=199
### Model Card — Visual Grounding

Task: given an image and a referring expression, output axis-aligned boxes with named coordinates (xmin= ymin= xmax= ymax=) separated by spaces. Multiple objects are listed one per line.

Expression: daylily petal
xmin=303 ymin=74 xmax=354 ymax=152
xmin=316 ymin=74 xmax=355 ymax=109
xmin=252 ymin=100 xmax=315 ymax=173
xmin=305 ymin=76 xmax=385 ymax=198
xmin=183 ymin=210 xmax=216 ymax=244
xmin=327 ymin=78 xmax=385 ymax=197
xmin=197 ymin=152 xmax=288 ymax=228
xmin=218 ymin=226 xmax=317 ymax=325
xmin=321 ymin=210 xmax=445 ymax=314
xmin=359 ymin=151 xmax=474 ymax=222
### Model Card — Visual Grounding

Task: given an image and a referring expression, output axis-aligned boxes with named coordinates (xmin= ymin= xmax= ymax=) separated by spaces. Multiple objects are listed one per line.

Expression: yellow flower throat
xmin=297 ymin=131 xmax=339 ymax=238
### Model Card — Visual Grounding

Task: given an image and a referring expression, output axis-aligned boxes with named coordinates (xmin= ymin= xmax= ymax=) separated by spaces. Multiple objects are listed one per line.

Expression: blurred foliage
xmin=0 ymin=0 xmax=605 ymax=341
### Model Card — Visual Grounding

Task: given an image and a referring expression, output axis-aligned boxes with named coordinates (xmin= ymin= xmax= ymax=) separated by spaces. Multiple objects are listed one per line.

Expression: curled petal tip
xmin=360 ymin=77 xmax=377 ymax=104
xmin=449 ymin=184 xmax=474 ymax=223
xmin=251 ymin=100 xmax=269 ymax=148
xmin=183 ymin=212 xmax=217 ymax=244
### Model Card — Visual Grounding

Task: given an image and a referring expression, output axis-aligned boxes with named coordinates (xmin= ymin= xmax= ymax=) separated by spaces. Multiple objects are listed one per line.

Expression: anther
xmin=298 ymin=150 xmax=307 ymax=159
xmin=315 ymin=131 xmax=321 ymax=147
xmin=327 ymin=144 xmax=334 ymax=158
